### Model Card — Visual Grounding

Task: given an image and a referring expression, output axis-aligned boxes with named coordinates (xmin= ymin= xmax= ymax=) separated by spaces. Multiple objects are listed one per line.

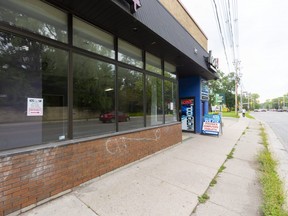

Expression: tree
xmin=249 ymin=93 xmax=260 ymax=110
xmin=208 ymin=71 xmax=237 ymax=111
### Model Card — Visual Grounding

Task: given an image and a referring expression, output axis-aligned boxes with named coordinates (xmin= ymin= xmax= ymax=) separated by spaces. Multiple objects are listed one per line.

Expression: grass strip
xmin=246 ymin=112 xmax=255 ymax=119
xmin=258 ymin=126 xmax=288 ymax=216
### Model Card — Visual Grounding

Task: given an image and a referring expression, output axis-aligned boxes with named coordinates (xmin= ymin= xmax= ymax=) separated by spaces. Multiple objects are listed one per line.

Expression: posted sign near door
xmin=180 ymin=98 xmax=195 ymax=132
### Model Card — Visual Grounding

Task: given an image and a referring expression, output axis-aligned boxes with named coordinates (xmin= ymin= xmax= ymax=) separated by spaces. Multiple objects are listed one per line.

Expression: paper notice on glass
xmin=27 ymin=98 xmax=43 ymax=116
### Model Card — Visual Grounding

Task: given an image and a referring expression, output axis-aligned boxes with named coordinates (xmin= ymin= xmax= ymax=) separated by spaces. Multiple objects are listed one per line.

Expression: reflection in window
xmin=118 ymin=39 xmax=143 ymax=68
xmin=146 ymin=52 xmax=162 ymax=74
xmin=118 ymin=67 xmax=144 ymax=131
xmin=0 ymin=32 xmax=68 ymax=151
xmin=0 ymin=0 xmax=67 ymax=43
xmin=164 ymin=61 xmax=176 ymax=79
xmin=146 ymin=75 xmax=163 ymax=126
xmin=164 ymin=80 xmax=177 ymax=123
xmin=73 ymin=53 xmax=116 ymax=138
xmin=73 ymin=17 xmax=115 ymax=59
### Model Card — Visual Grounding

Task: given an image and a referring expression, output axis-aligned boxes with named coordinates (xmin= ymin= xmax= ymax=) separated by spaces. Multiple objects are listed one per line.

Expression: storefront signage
xmin=215 ymin=93 xmax=225 ymax=105
xmin=125 ymin=0 xmax=142 ymax=14
xmin=201 ymin=80 xmax=209 ymax=101
xmin=207 ymin=50 xmax=219 ymax=73
xmin=202 ymin=114 xmax=222 ymax=136
xmin=27 ymin=98 xmax=43 ymax=116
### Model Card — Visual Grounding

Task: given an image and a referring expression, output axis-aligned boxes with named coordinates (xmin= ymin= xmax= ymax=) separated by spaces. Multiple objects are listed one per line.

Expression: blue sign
xmin=202 ymin=114 xmax=222 ymax=136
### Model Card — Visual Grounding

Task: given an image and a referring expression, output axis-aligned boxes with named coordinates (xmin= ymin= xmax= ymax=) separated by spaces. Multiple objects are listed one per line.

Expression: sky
xmin=180 ymin=0 xmax=288 ymax=103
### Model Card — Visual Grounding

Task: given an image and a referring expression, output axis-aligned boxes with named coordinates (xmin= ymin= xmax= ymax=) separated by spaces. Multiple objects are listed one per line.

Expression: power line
xmin=211 ymin=0 xmax=231 ymax=72
xmin=211 ymin=0 xmax=239 ymax=71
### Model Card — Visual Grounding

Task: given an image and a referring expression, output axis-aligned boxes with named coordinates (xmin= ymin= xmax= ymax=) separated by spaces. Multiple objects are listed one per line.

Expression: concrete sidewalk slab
xmin=193 ymin=119 xmax=262 ymax=216
xmin=20 ymin=117 xmax=256 ymax=216
xmin=75 ymin=171 xmax=198 ymax=216
xmin=194 ymin=172 xmax=261 ymax=216
xmin=224 ymin=158 xmax=259 ymax=181
xmin=20 ymin=194 xmax=96 ymax=216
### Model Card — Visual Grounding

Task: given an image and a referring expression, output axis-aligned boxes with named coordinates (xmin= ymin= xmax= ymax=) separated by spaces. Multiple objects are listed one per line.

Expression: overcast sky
xmin=180 ymin=0 xmax=288 ymax=103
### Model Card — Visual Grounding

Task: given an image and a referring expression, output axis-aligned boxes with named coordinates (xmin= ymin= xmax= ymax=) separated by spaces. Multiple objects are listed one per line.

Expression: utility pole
xmin=234 ymin=60 xmax=240 ymax=115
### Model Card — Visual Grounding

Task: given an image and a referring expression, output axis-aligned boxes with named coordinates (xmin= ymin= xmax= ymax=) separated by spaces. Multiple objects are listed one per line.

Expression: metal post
xmin=240 ymin=86 xmax=243 ymax=112
xmin=247 ymin=93 xmax=250 ymax=110
xmin=234 ymin=60 xmax=240 ymax=115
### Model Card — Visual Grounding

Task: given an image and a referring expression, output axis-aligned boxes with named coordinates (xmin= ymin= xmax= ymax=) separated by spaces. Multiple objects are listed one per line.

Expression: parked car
xmin=99 ymin=111 xmax=130 ymax=123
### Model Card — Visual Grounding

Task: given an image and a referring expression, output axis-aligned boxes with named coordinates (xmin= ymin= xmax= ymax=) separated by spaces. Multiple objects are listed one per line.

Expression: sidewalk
xmin=18 ymin=117 xmax=262 ymax=216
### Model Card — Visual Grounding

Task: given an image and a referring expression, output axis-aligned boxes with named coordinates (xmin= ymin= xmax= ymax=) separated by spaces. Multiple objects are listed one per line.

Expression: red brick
xmin=20 ymin=197 xmax=37 ymax=209
xmin=3 ymin=186 xmax=21 ymax=196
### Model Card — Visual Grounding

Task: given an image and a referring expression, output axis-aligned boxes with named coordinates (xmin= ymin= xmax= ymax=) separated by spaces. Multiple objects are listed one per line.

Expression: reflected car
xmin=99 ymin=111 xmax=130 ymax=123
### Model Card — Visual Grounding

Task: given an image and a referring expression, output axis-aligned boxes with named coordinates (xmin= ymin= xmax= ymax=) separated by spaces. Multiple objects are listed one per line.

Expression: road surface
xmin=251 ymin=111 xmax=288 ymax=150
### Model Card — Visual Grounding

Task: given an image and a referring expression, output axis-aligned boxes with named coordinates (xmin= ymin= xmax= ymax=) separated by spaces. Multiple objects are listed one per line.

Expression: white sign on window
xmin=27 ymin=98 xmax=43 ymax=116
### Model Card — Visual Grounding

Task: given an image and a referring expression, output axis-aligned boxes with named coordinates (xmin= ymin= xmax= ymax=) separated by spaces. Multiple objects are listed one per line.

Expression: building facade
xmin=0 ymin=0 xmax=217 ymax=214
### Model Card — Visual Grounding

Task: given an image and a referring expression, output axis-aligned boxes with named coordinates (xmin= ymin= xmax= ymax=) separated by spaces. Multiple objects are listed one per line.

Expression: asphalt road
xmin=251 ymin=111 xmax=288 ymax=150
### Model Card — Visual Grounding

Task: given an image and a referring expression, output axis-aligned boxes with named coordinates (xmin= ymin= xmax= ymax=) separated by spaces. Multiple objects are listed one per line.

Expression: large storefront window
xmin=118 ymin=39 xmax=143 ymax=68
xmin=118 ymin=67 xmax=144 ymax=131
xmin=73 ymin=17 xmax=115 ymax=59
xmin=164 ymin=61 xmax=176 ymax=79
xmin=146 ymin=75 xmax=163 ymax=126
xmin=146 ymin=52 xmax=162 ymax=75
xmin=73 ymin=53 xmax=116 ymax=138
xmin=0 ymin=32 xmax=68 ymax=151
xmin=164 ymin=80 xmax=177 ymax=123
xmin=0 ymin=0 xmax=67 ymax=43
xmin=0 ymin=1 xmax=181 ymax=151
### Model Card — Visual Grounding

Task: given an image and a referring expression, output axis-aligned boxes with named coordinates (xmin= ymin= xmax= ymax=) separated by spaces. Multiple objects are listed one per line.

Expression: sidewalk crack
xmin=74 ymin=195 xmax=101 ymax=216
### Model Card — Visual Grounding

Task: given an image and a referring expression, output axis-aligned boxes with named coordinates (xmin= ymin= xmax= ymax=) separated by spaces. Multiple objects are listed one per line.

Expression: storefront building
xmin=0 ymin=0 xmax=217 ymax=214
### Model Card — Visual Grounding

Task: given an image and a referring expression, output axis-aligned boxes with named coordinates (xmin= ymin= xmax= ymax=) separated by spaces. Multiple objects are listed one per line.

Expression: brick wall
xmin=158 ymin=0 xmax=208 ymax=50
xmin=0 ymin=124 xmax=181 ymax=215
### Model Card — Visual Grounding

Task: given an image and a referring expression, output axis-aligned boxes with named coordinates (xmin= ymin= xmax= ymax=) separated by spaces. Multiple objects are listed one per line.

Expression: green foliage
xmin=208 ymin=71 xmax=237 ymax=111
xmin=209 ymin=178 xmax=217 ymax=187
xmin=208 ymin=70 xmax=261 ymax=111
xmin=213 ymin=111 xmax=239 ymax=118
xmin=198 ymin=193 xmax=210 ymax=203
xmin=258 ymin=126 xmax=288 ymax=216
xmin=263 ymin=94 xmax=288 ymax=110
xmin=227 ymin=148 xmax=235 ymax=159
xmin=218 ymin=165 xmax=226 ymax=173
xmin=245 ymin=112 xmax=255 ymax=119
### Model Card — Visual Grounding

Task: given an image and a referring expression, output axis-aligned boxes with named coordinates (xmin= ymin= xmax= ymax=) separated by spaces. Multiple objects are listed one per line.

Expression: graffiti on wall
xmin=105 ymin=129 xmax=161 ymax=155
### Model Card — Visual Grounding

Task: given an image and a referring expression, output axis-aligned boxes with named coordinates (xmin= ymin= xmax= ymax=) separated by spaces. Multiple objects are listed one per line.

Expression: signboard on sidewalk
xmin=202 ymin=114 xmax=222 ymax=136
